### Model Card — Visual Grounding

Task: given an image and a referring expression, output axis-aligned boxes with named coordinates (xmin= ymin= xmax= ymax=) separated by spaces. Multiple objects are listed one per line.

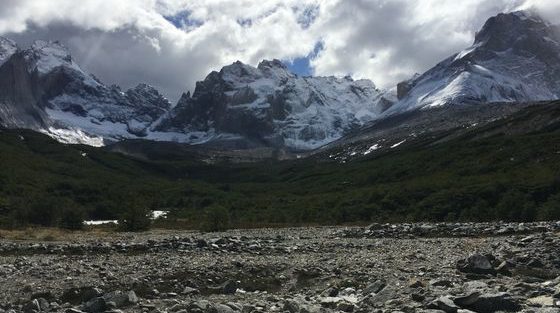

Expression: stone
xmin=409 ymin=279 xmax=425 ymax=288
xmin=23 ymin=299 xmax=40 ymax=313
xmin=61 ymin=287 xmax=103 ymax=304
xmin=460 ymin=292 xmax=521 ymax=313
xmin=222 ymin=280 xmax=238 ymax=295
xmin=433 ymin=296 xmax=459 ymax=313
xmin=463 ymin=281 xmax=488 ymax=292
xmin=215 ymin=304 xmax=235 ymax=313
xmin=495 ymin=261 xmax=511 ymax=275
xmin=182 ymin=287 xmax=199 ymax=295
xmin=363 ymin=280 xmax=386 ymax=294
xmin=83 ymin=297 xmax=106 ymax=313
xmin=411 ymin=293 xmax=426 ymax=302
xmin=453 ymin=292 xmax=480 ymax=307
xmin=337 ymin=302 xmax=355 ymax=312
xmin=457 ymin=254 xmax=496 ymax=275
xmin=102 ymin=291 xmax=138 ymax=308
xmin=528 ymin=296 xmax=555 ymax=307
xmin=30 ymin=292 xmax=55 ymax=302
xmin=528 ymin=258 xmax=545 ymax=268
xmin=283 ymin=300 xmax=300 ymax=313
xmin=188 ymin=300 xmax=214 ymax=312
xmin=226 ymin=302 xmax=243 ymax=311
xmin=430 ymin=279 xmax=454 ymax=287
xmin=196 ymin=239 xmax=208 ymax=248
xmin=322 ymin=287 xmax=339 ymax=297
xmin=37 ymin=298 xmax=50 ymax=311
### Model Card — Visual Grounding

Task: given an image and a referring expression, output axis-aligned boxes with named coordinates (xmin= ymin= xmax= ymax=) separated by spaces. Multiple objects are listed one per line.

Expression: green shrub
xmin=118 ymin=206 xmax=152 ymax=232
xmin=538 ymin=194 xmax=560 ymax=220
xmin=201 ymin=205 xmax=230 ymax=232
xmin=59 ymin=207 xmax=86 ymax=230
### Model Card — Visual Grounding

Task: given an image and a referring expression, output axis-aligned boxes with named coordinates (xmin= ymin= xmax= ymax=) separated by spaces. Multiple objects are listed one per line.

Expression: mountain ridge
xmin=390 ymin=10 xmax=560 ymax=113
xmin=0 ymin=10 xmax=559 ymax=152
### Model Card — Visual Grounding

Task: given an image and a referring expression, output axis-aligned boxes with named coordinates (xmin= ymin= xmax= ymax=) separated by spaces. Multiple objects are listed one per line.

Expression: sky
xmin=1 ymin=0 xmax=559 ymax=103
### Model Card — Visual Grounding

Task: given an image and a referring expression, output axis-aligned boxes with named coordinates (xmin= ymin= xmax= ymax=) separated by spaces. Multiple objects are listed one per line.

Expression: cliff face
xmin=156 ymin=60 xmax=395 ymax=150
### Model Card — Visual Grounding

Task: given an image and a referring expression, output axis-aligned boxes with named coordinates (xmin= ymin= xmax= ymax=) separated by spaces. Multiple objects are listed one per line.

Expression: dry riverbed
xmin=1 ymin=222 xmax=559 ymax=313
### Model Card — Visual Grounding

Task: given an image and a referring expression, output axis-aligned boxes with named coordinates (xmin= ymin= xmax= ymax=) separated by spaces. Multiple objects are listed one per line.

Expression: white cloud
xmin=0 ymin=0 xmax=558 ymax=101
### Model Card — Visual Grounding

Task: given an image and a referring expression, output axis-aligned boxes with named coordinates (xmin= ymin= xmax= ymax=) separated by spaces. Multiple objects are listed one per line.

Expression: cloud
xmin=0 ymin=0 xmax=558 ymax=102
xmin=308 ymin=0 xmax=530 ymax=88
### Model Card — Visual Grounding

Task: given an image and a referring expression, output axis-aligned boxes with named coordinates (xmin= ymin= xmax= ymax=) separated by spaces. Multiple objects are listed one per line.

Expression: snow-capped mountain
xmin=0 ymin=37 xmax=16 ymax=66
xmin=0 ymin=39 xmax=171 ymax=145
xmin=155 ymin=59 xmax=395 ymax=150
xmin=391 ymin=10 xmax=560 ymax=113
xmin=2 ymin=9 xmax=559 ymax=152
xmin=0 ymin=39 xmax=394 ymax=150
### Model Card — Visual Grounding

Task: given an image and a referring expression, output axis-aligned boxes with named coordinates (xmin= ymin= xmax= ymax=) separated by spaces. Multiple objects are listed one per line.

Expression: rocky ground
xmin=1 ymin=222 xmax=560 ymax=313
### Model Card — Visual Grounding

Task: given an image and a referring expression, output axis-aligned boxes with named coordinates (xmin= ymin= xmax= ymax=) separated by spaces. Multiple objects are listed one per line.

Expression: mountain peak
xmin=391 ymin=9 xmax=560 ymax=112
xmin=257 ymin=59 xmax=287 ymax=70
xmin=24 ymin=40 xmax=76 ymax=74
xmin=474 ymin=10 xmax=557 ymax=52
xmin=0 ymin=36 xmax=17 ymax=66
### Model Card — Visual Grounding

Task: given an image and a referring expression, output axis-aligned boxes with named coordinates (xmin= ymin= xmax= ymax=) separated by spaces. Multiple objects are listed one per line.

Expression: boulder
xmin=457 ymin=254 xmax=496 ymax=275
xmin=459 ymin=292 xmax=521 ymax=313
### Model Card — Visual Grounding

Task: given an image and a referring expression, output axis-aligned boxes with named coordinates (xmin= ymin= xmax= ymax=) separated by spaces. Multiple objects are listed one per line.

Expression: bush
xmin=201 ymin=205 xmax=230 ymax=232
xmin=538 ymin=194 xmax=560 ymax=220
xmin=59 ymin=207 xmax=86 ymax=230
xmin=118 ymin=206 xmax=152 ymax=232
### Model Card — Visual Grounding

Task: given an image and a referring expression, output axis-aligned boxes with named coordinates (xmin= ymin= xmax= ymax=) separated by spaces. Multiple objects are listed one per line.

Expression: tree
xmin=201 ymin=205 xmax=230 ymax=232
xmin=497 ymin=190 xmax=536 ymax=222
xmin=59 ymin=207 xmax=85 ymax=230
xmin=538 ymin=194 xmax=560 ymax=220
xmin=118 ymin=206 xmax=152 ymax=232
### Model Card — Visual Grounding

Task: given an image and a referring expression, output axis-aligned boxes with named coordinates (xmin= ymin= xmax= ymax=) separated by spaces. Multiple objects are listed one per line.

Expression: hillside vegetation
xmin=1 ymin=102 xmax=560 ymax=229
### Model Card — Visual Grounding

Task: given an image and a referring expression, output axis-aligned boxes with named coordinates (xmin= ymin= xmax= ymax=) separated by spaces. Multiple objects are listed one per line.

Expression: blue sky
xmin=285 ymin=57 xmax=312 ymax=76
xmin=284 ymin=41 xmax=323 ymax=76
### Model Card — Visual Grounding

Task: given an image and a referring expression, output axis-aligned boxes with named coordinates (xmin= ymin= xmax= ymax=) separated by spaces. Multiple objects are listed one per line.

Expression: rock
xmin=102 ymin=291 xmax=138 ymax=308
xmin=495 ymin=261 xmax=511 ymax=275
xmin=430 ymin=279 xmax=454 ymax=287
xmin=196 ymin=239 xmax=208 ymax=248
xmin=65 ymin=309 xmax=86 ymax=313
xmin=188 ymin=300 xmax=213 ymax=310
xmin=457 ymin=254 xmax=496 ymax=275
xmin=182 ymin=287 xmax=199 ymax=295
xmin=528 ymin=258 xmax=545 ymax=268
xmin=412 ymin=293 xmax=426 ymax=302
xmin=23 ymin=299 xmax=40 ymax=313
xmin=462 ymin=281 xmax=488 ymax=292
xmin=363 ymin=280 xmax=386 ymax=294
xmin=409 ymin=279 xmax=426 ymax=288
xmin=337 ymin=302 xmax=355 ymax=312
xmin=283 ymin=300 xmax=300 ymax=313
xmin=453 ymin=292 xmax=480 ymax=307
xmin=432 ymin=296 xmax=459 ymax=313
xmin=82 ymin=297 xmax=106 ymax=313
xmin=460 ymin=292 xmax=521 ymax=313
xmin=226 ymin=302 xmax=243 ymax=311
xmin=215 ymin=304 xmax=235 ymax=313
xmin=322 ymin=287 xmax=339 ymax=297
xmin=61 ymin=287 xmax=103 ymax=304
xmin=222 ymin=280 xmax=238 ymax=295
xmin=528 ymin=296 xmax=555 ymax=307
xmin=37 ymin=298 xmax=50 ymax=311
xmin=30 ymin=292 xmax=55 ymax=302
